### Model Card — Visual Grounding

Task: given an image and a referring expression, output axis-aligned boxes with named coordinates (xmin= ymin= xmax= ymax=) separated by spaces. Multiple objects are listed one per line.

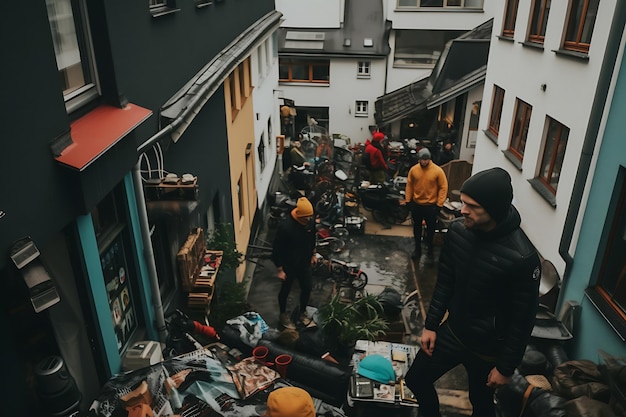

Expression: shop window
xmin=393 ymin=29 xmax=464 ymax=68
xmin=45 ymin=0 xmax=98 ymax=112
xmin=487 ymin=85 xmax=505 ymax=140
xmin=528 ymin=0 xmax=551 ymax=44
xmin=279 ymin=59 xmax=330 ymax=83
xmin=508 ymin=98 xmax=532 ymax=162
xmin=586 ymin=169 xmax=626 ymax=338
xmin=92 ymin=186 xmax=138 ymax=353
xmin=536 ymin=116 xmax=569 ymax=194
xmin=502 ymin=0 xmax=520 ymax=38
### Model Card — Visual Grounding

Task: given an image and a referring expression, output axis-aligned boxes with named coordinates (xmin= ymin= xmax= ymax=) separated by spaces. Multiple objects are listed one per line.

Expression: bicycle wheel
xmin=327 ymin=237 xmax=345 ymax=253
xmin=393 ymin=204 xmax=411 ymax=224
xmin=372 ymin=209 xmax=395 ymax=226
xmin=351 ymin=271 xmax=368 ymax=290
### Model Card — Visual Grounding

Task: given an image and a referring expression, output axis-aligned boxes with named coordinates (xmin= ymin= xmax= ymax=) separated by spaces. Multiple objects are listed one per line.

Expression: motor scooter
xmin=357 ymin=180 xmax=410 ymax=225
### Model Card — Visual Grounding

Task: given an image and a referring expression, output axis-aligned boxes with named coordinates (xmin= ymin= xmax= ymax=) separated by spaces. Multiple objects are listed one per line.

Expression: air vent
xmin=286 ymin=31 xmax=325 ymax=41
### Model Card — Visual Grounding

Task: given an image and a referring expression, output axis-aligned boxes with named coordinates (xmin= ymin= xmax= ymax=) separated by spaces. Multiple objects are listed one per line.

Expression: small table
xmin=347 ymin=340 xmax=420 ymax=416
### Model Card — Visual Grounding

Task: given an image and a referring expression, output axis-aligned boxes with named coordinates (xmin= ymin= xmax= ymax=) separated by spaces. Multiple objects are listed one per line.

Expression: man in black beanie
xmin=405 ymin=167 xmax=541 ymax=417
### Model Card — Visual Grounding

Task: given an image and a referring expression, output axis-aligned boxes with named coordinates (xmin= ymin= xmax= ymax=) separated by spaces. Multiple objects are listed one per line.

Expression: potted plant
xmin=317 ymin=293 xmax=389 ymax=349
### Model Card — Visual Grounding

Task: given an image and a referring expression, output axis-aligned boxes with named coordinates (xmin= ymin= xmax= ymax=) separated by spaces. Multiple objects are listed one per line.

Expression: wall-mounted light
xmin=408 ymin=122 xmax=416 ymax=128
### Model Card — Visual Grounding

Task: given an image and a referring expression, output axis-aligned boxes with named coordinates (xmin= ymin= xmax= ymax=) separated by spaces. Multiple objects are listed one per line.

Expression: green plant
xmin=205 ymin=223 xmax=244 ymax=271
xmin=318 ymin=293 xmax=389 ymax=346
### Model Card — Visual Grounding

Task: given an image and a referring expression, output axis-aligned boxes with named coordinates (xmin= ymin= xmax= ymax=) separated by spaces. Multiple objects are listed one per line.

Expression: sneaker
xmin=299 ymin=312 xmax=312 ymax=326
xmin=279 ymin=313 xmax=296 ymax=330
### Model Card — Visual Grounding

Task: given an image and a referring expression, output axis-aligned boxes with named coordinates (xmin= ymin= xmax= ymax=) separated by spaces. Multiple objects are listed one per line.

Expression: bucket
xmin=35 ymin=356 xmax=81 ymax=416
xmin=252 ymin=346 xmax=269 ymax=364
xmin=274 ymin=354 xmax=292 ymax=378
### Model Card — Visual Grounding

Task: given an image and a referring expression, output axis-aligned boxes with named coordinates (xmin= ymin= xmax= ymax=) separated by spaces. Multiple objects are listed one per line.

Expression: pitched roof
xmin=278 ymin=0 xmax=389 ymax=58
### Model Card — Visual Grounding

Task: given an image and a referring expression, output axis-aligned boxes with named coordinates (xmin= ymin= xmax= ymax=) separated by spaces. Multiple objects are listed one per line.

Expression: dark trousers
xmin=278 ymin=266 xmax=312 ymax=314
xmin=405 ymin=324 xmax=497 ymax=417
xmin=409 ymin=202 xmax=438 ymax=251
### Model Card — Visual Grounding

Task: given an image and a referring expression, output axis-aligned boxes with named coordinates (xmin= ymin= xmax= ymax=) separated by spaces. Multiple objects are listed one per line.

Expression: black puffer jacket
xmin=271 ymin=214 xmax=316 ymax=272
xmin=425 ymin=205 xmax=541 ymax=377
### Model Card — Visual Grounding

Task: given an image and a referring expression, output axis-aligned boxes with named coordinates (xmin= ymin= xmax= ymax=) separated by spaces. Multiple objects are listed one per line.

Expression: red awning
xmin=55 ymin=103 xmax=152 ymax=171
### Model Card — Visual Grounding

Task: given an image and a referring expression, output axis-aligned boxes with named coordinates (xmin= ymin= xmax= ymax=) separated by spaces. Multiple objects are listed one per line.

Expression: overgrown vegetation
xmin=205 ymin=223 xmax=244 ymax=271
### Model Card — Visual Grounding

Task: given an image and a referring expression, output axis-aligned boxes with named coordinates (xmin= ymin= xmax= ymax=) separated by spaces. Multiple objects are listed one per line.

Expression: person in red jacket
xmin=364 ymin=131 xmax=388 ymax=184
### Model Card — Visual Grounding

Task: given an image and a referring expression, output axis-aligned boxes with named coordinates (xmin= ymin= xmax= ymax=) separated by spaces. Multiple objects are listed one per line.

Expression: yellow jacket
xmin=405 ymin=162 xmax=448 ymax=206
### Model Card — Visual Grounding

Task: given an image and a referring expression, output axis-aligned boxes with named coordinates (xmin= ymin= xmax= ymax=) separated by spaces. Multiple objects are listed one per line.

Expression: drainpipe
xmin=558 ymin=4 xmax=626 ymax=303
xmin=133 ymin=120 xmax=184 ymax=343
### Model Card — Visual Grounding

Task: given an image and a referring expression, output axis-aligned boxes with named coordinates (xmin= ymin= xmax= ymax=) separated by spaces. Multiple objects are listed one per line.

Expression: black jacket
xmin=271 ymin=214 xmax=316 ymax=272
xmin=425 ymin=205 xmax=540 ymax=376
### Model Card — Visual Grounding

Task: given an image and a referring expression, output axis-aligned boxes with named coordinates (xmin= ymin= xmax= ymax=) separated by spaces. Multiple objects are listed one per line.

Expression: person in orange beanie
xmin=271 ymin=197 xmax=317 ymax=329
xmin=263 ymin=387 xmax=315 ymax=417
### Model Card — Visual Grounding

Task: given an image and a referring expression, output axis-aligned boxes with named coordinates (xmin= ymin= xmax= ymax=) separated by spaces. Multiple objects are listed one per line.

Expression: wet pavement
xmin=244 ymin=202 xmax=472 ymax=416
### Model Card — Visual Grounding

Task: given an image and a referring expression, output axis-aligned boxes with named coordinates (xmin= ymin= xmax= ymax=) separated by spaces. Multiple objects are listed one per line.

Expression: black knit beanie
xmin=460 ymin=167 xmax=513 ymax=222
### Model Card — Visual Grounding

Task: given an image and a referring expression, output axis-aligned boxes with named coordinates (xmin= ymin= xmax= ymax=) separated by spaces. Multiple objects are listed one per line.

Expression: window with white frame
xmin=394 ymin=29 xmax=465 ymax=67
xmin=357 ymin=61 xmax=371 ymax=78
xmin=355 ymin=101 xmax=368 ymax=117
xmin=397 ymin=0 xmax=482 ymax=8
xmin=46 ymin=0 xmax=98 ymax=112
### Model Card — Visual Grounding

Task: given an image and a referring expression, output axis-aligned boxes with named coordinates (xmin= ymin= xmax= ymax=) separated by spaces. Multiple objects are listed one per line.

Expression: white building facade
xmin=473 ymin=0 xmax=617 ymax=281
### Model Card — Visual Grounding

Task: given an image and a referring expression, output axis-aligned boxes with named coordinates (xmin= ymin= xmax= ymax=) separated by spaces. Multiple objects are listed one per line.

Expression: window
xmin=394 ymin=29 xmax=465 ymax=68
xmin=587 ymin=171 xmax=626 ymax=335
xmin=46 ymin=0 xmax=98 ymax=112
xmin=537 ymin=116 xmax=568 ymax=194
xmin=488 ymin=85 xmax=505 ymax=138
xmin=502 ymin=0 xmax=520 ymax=38
xmin=228 ymin=59 xmax=251 ymax=120
xmin=564 ymin=0 xmax=599 ymax=53
xmin=355 ymin=101 xmax=369 ymax=117
xmin=357 ymin=61 xmax=371 ymax=78
xmin=508 ymin=99 xmax=532 ymax=161
xmin=397 ymin=0 xmax=482 ymax=8
xmin=237 ymin=176 xmax=244 ymax=220
xmin=528 ymin=0 xmax=551 ymax=44
xmin=258 ymin=134 xmax=266 ymax=171
xmin=279 ymin=59 xmax=330 ymax=83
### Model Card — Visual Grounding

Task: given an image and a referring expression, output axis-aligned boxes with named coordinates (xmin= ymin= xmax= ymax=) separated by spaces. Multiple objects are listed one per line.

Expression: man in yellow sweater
xmin=404 ymin=148 xmax=448 ymax=259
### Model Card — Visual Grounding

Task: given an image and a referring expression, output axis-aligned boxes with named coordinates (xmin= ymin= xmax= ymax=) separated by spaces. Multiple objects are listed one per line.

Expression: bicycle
xmin=312 ymin=254 xmax=368 ymax=291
